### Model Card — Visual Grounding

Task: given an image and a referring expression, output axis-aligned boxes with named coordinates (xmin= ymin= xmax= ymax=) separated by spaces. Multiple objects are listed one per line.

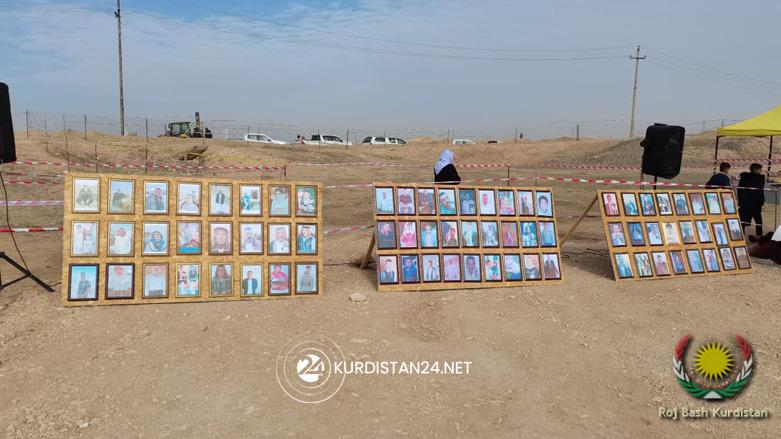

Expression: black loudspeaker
xmin=640 ymin=123 xmax=685 ymax=179
xmin=0 ymin=82 xmax=17 ymax=164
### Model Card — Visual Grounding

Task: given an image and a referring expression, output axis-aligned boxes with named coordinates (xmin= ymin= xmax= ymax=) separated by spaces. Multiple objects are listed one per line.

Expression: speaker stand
xmin=0 ymin=252 xmax=54 ymax=292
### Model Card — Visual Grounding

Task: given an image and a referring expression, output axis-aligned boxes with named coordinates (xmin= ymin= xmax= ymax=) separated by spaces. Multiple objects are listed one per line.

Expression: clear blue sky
xmin=1 ymin=0 xmax=780 ymax=138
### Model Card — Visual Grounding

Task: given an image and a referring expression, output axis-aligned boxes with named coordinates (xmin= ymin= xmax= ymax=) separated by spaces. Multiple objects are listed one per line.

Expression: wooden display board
xmin=372 ymin=184 xmax=563 ymax=292
xmin=62 ymin=172 xmax=322 ymax=306
xmin=597 ymin=189 xmax=751 ymax=281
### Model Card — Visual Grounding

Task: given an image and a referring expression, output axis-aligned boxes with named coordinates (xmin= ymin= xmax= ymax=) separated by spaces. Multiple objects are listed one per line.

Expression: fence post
xmin=83 ymin=114 xmax=88 ymax=140
xmin=145 ymin=117 xmax=149 ymax=143
xmin=514 ymin=127 xmax=517 ymax=144
xmin=345 ymin=128 xmax=350 ymax=149
xmin=44 ymin=119 xmax=48 ymax=151
xmin=246 ymin=125 xmax=249 ymax=145
xmin=25 ymin=110 xmax=30 ymax=138
xmin=63 ymin=114 xmax=68 ymax=151
xmin=94 ymin=141 xmax=98 ymax=172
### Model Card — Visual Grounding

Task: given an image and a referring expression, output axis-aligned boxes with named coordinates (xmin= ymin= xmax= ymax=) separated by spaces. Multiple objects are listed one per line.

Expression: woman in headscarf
xmin=434 ymin=149 xmax=460 ymax=184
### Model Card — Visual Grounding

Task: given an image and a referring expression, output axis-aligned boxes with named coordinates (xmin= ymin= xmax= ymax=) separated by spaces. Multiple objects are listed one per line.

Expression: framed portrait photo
xmin=296 ymin=223 xmax=317 ymax=255
xmin=142 ymin=263 xmax=168 ymax=298
xmin=460 ymin=221 xmax=478 ymax=248
xmin=442 ymin=254 xmax=462 ymax=282
xmin=239 ymin=222 xmax=264 ymax=255
xmin=497 ymin=190 xmax=516 ymax=216
xmin=270 ymin=185 xmax=292 ymax=217
xmin=176 ymin=221 xmax=202 ymax=255
xmin=240 ymin=184 xmax=262 ymax=216
xmin=241 ymin=264 xmax=263 ymax=296
xmin=695 ymin=220 xmax=712 ymax=243
xmin=734 ymin=246 xmax=751 ymax=269
xmin=398 ymin=221 xmax=418 ymax=249
xmin=480 ymin=221 xmax=499 ymax=248
xmin=143 ymin=181 xmax=168 ymax=214
xmin=517 ymin=190 xmax=535 ymax=216
xmin=73 ymin=178 xmax=100 ymax=213
xmin=177 ymin=182 xmax=201 ymax=215
xmin=268 ymin=223 xmax=291 ymax=255
xmin=523 ymin=254 xmax=542 ymax=280
xmin=720 ymin=192 xmax=737 ymax=214
xmin=378 ymin=256 xmax=399 ymax=284
xmin=269 ymin=263 xmax=291 ymax=295
xmin=669 ymin=250 xmax=687 ymax=275
xmin=503 ymin=254 xmax=522 ymax=281
xmin=108 ymin=222 xmax=134 ymax=256
xmin=417 ymin=188 xmax=436 ymax=215
xmin=602 ymin=192 xmax=620 ymax=217
xmin=689 ymin=193 xmax=706 ymax=215
xmin=538 ymin=221 xmax=557 ymax=247
xmin=421 ymin=254 xmax=441 ymax=282
xmin=400 ymin=255 xmax=421 ymax=283
xmin=633 ymin=252 xmax=653 ymax=278
xmin=621 ymin=193 xmax=640 ymax=216
xmin=719 ymin=247 xmax=736 ymax=270
xmin=712 ymin=222 xmax=729 ymax=246
xmin=662 ymin=222 xmax=680 ymax=245
xmin=478 ymin=189 xmax=496 ymax=215
xmin=209 ymin=183 xmax=232 ymax=216
xmin=520 ymin=221 xmax=538 ymax=247
xmin=483 ymin=254 xmax=502 ymax=282
xmin=727 ymin=218 xmax=744 ymax=241
xmin=209 ymin=222 xmax=233 ymax=255
xmin=645 ymin=222 xmax=663 ymax=246
xmin=376 ymin=221 xmax=397 ymax=250
xmin=462 ymin=254 xmax=482 ymax=282
xmin=655 ymin=193 xmax=673 ymax=215
xmin=608 ymin=222 xmax=627 ymax=247
xmin=639 ymin=193 xmax=656 ymax=216
xmin=441 ymin=221 xmax=459 ymax=248
xmin=542 ymin=253 xmax=561 ymax=280
xmin=209 ymin=263 xmax=234 ymax=297
xmin=651 ymin=252 xmax=671 ymax=276
xmin=71 ymin=221 xmax=98 ymax=257
xmin=703 ymin=248 xmax=721 ymax=272
xmin=175 ymin=263 xmax=200 ymax=297
xmin=396 ymin=187 xmax=415 ymax=215
xmin=437 ymin=188 xmax=457 ymax=215
xmin=296 ymin=263 xmax=319 ymax=294
xmin=296 ymin=185 xmax=318 ymax=217
xmin=627 ymin=222 xmax=645 ymax=246
xmin=375 ymin=187 xmax=395 ymax=215
xmin=108 ymin=179 xmax=134 ymax=214
xmin=704 ymin=192 xmax=722 ymax=215
xmin=68 ymin=264 xmax=99 ymax=301
xmin=614 ymin=253 xmax=633 ymax=279
xmin=535 ymin=191 xmax=553 ymax=217
xmin=105 ymin=263 xmax=134 ymax=299
xmin=142 ymin=222 xmax=169 ymax=255
xmin=679 ymin=221 xmax=697 ymax=244
xmin=458 ymin=189 xmax=477 ymax=215
xmin=500 ymin=221 xmax=519 ymax=247
xmin=672 ymin=193 xmax=689 ymax=216
xmin=686 ymin=249 xmax=705 ymax=273
xmin=419 ymin=221 xmax=439 ymax=248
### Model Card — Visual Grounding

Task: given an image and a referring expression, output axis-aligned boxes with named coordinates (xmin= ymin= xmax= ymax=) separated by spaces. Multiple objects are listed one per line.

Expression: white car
xmin=361 ymin=136 xmax=407 ymax=145
xmin=453 ymin=139 xmax=475 ymax=145
xmin=243 ymin=133 xmax=286 ymax=145
xmin=299 ymin=134 xmax=353 ymax=146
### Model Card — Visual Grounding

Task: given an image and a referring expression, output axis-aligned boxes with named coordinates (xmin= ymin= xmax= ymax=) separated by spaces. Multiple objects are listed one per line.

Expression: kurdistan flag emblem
xmin=673 ymin=335 xmax=753 ymax=400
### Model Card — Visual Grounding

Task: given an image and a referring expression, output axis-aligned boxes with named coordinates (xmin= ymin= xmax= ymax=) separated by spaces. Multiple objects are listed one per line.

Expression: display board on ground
xmin=372 ymin=183 xmax=563 ymax=292
xmin=597 ymin=189 xmax=751 ymax=281
xmin=62 ymin=173 xmax=322 ymax=305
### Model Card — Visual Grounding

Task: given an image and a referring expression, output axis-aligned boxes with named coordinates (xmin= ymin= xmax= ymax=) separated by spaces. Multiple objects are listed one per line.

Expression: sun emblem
xmin=673 ymin=335 xmax=753 ymax=400
xmin=693 ymin=342 xmax=734 ymax=381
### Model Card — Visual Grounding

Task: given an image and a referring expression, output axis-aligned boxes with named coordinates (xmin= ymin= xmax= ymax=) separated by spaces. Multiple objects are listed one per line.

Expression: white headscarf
xmin=434 ymin=149 xmax=454 ymax=175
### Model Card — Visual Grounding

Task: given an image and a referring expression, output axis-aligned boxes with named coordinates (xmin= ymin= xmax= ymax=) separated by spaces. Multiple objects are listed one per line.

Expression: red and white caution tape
xmin=0 ymin=226 xmax=63 ymax=233
xmin=5 ymin=179 xmax=62 ymax=186
xmin=299 ymin=162 xmax=509 ymax=169
xmin=323 ymin=224 xmax=375 ymax=235
xmin=539 ymin=163 xmax=642 ymax=171
xmin=8 ymin=159 xmax=285 ymax=173
xmin=0 ymin=200 xmax=63 ymax=206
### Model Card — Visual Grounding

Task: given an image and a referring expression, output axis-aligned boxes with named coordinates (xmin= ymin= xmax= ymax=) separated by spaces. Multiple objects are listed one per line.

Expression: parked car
xmin=298 ymin=134 xmax=353 ymax=146
xmin=453 ymin=139 xmax=475 ymax=145
xmin=361 ymin=136 xmax=407 ymax=145
xmin=243 ymin=133 xmax=287 ymax=145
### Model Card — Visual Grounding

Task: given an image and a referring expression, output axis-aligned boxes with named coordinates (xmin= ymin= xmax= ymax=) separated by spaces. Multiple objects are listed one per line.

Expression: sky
xmin=1 ymin=0 xmax=781 ymax=139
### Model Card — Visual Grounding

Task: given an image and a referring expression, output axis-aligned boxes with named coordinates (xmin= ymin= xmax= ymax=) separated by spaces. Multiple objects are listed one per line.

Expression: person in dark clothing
xmin=737 ymin=163 xmax=766 ymax=237
xmin=434 ymin=149 xmax=461 ymax=184
xmin=706 ymin=162 xmax=732 ymax=188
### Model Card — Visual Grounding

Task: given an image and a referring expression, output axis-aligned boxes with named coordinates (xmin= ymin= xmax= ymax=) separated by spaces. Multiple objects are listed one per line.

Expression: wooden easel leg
xmin=560 ymin=194 xmax=598 ymax=245
xmin=359 ymin=234 xmax=376 ymax=269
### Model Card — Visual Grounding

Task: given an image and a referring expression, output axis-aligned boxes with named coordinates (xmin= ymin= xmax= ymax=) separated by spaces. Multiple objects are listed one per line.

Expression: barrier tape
xmin=297 ymin=162 xmax=510 ymax=169
xmin=0 ymin=200 xmax=63 ymax=206
xmin=0 ymin=226 xmax=63 ymax=233
xmin=322 ymin=224 xmax=375 ymax=235
xmin=6 ymin=179 xmax=62 ymax=186
xmin=8 ymin=160 xmax=285 ymax=173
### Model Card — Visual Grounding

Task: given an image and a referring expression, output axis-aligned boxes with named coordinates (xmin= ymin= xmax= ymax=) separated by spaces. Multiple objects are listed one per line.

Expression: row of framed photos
xmin=614 ymin=246 xmax=751 ymax=279
xmin=70 ymin=220 xmax=318 ymax=257
xmin=67 ymin=261 xmax=320 ymax=301
xmin=376 ymin=219 xmax=557 ymax=250
xmin=375 ymin=186 xmax=554 ymax=217
xmin=72 ymin=177 xmax=318 ymax=217
xmin=606 ymin=218 xmax=743 ymax=248
xmin=601 ymin=190 xmax=736 ymax=218
xmin=377 ymin=252 xmax=562 ymax=285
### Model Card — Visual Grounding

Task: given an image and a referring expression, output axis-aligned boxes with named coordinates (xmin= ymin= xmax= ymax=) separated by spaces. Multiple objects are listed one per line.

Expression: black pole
xmin=767 ymin=136 xmax=773 ymax=178
xmin=713 ymin=136 xmax=720 ymax=175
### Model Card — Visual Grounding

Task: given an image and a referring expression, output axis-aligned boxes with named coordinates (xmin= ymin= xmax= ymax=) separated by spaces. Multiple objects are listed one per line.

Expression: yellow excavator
xmin=163 ymin=112 xmax=212 ymax=138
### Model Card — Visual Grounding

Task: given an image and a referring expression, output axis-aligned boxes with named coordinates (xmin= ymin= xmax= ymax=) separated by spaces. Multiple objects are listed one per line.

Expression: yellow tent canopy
xmin=717 ymin=104 xmax=781 ymax=137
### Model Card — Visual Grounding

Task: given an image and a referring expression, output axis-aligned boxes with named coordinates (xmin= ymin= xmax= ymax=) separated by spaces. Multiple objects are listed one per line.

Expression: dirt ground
xmin=1 ymin=133 xmax=779 ymax=438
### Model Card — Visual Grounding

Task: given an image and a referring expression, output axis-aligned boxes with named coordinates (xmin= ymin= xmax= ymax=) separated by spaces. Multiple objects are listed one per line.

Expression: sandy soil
xmin=0 ymin=133 xmax=779 ymax=438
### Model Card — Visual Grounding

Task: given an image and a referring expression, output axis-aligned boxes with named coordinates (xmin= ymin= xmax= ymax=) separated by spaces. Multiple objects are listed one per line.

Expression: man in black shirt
xmin=706 ymin=162 xmax=732 ymax=188
xmin=737 ymin=163 xmax=766 ymax=237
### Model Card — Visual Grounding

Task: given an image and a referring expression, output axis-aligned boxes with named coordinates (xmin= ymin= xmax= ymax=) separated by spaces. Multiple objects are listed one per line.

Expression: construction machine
xmin=163 ymin=112 xmax=213 ymax=138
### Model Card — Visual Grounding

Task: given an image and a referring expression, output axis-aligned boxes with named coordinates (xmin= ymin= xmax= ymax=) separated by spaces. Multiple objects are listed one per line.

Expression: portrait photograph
xmin=480 ymin=221 xmax=499 ymax=247
xmin=621 ymin=193 xmax=639 ymax=216
xmin=438 ymin=188 xmax=457 ymax=215
xmin=517 ymin=191 xmax=534 ymax=216
xmin=689 ymin=193 xmax=706 ymax=215
xmin=296 ymin=186 xmax=317 ymax=216
xmin=108 ymin=222 xmax=134 ymax=256
xmin=703 ymin=248 xmax=720 ymax=272
xmin=296 ymin=263 xmax=318 ymax=294
xmin=704 ymin=192 xmax=722 ymax=214
xmin=269 ymin=185 xmax=291 ymax=216
xmin=608 ymin=222 xmax=626 ymax=247
xmin=458 ymin=189 xmax=477 ymax=215
xmin=734 ymin=246 xmax=751 ymax=269
xmin=209 ymin=222 xmax=233 ymax=255
xmin=241 ymin=264 xmax=263 ymax=296
xmin=669 ymin=251 xmax=687 ymax=275
xmin=421 ymin=254 xmax=441 ymax=282
xmin=538 ymin=221 xmax=557 ymax=247
xmin=240 ymin=184 xmax=262 ymax=216
xmin=503 ymin=254 xmax=522 ymax=281
xmin=478 ymin=189 xmax=496 ymax=215
xmin=240 ymin=222 xmax=264 ymax=254
xmin=651 ymin=252 xmax=670 ymax=276
xmin=378 ymin=256 xmax=398 ymax=284
xmin=419 ymin=221 xmax=439 ymax=248
xmin=627 ymin=222 xmax=645 ymax=246
xmin=639 ymin=193 xmax=656 ymax=216
xmin=442 ymin=254 xmax=462 ymax=282
xmin=143 ymin=263 xmax=168 ymax=298
xmin=176 ymin=263 xmax=201 ymax=297
xmin=177 ymin=182 xmax=201 ymax=215
xmin=69 ymin=264 xmax=98 ymax=301
xmin=662 ymin=222 xmax=680 ymax=245
xmin=633 ymin=253 xmax=653 ymax=277
xmin=645 ymin=222 xmax=663 ymax=246
xmin=501 ymin=221 xmax=519 ymax=247
xmin=719 ymin=248 xmax=736 ymax=270
xmin=727 ymin=218 xmax=744 ymax=241
xmin=520 ymin=221 xmax=538 ymax=247
xmin=400 ymin=255 xmax=420 ymax=283
xmin=417 ymin=188 xmax=436 ymax=215
xmin=397 ymin=187 xmax=415 ymax=215
xmin=720 ymin=192 xmax=737 ymax=214
xmin=71 ymin=221 xmax=98 ymax=256
xmin=483 ymin=254 xmax=502 ymax=281
xmin=602 ymin=192 xmax=620 ymax=216
xmin=269 ymin=263 xmax=291 ymax=295
xmin=209 ymin=183 xmax=232 ymax=216
xmin=296 ymin=224 xmax=317 ymax=254
xmin=679 ymin=221 xmax=697 ymax=244
xmin=695 ymin=220 xmax=712 ymax=243
xmin=143 ymin=181 xmax=168 ymax=214
xmin=398 ymin=221 xmax=418 ymax=249
xmin=177 ymin=221 xmax=202 ymax=255
xmin=376 ymin=221 xmax=397 ymax=249
xmin=615 ymin=253 xmax=633 ymax=279
xmin=73 ymin=178 xmax=100 ymax=213
xmin=497 ymin=190 xmax=515 ymax=216
xmin=106 ymin=263 xmax=134 ymax=299
xmin=656 ymin=193 xmax=673 ymax=215
xmin=441 ymin=221 xmax=459 ymax=247
xmin=462 ymin=255 xmax=482 ymax=282
xmin=460 ymin=221 xmax=478 ymax=247
xmin=523 ymin=254 xmax=542 ymax=280
xmin=268 ymin=223 xmax=291 ymax=255
xmin=108 ymin=179 xmax=134 ymax=214
xmin=712 ymin=222 xmax=729 ymax=246
xmin=375 ymin=187 xmax=395 ymax=215
xmin=210 ymin=263 xmax=233 ymax=297
xmin=142 ymin=222 xmax=169 ymax=255
xmin=535 ymin=191 xmax=553 ymax=217
xmin=686 ymin=249 xmax=705 ymax=273
xmin=542 ymin=253 xmax=561 ymax=280
xmin=672 ymin=193 xmax=689 ymax=216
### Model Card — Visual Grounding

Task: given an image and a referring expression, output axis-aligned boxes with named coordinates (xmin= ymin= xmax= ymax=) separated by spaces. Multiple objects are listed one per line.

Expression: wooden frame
xmin=597 ymin=189 xmax=751 ymax=281
xmin=373 ymin=184 xmax=563 ymax=292
xmin=61 ymin=173 xmax=322 ymax=306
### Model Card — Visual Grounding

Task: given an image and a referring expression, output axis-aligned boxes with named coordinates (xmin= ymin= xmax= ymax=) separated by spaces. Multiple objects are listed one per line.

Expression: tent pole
xmin=713 ymin=136 xmax=720 ymax=175
xmin=768 ymin=136 xmax=773 ymax=178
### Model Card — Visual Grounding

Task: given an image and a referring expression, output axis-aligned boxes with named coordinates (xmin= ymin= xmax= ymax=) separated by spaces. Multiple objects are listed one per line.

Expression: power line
xmin=645 ymin=58 xmax=781 ymax=95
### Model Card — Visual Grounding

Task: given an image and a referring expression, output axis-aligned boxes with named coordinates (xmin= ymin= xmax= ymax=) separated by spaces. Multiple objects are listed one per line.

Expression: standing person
xmin=737 ymin=163 xmax=766 ymax=237
xmin=706 ymin=162 xmax=732 ymax=188
xmin=433 ymin=149 xmax=460 ymax=184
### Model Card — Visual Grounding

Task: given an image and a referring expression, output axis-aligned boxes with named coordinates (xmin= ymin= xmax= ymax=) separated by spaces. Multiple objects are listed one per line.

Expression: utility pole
xmin=115 ymin=0 xmax=126 ymax=136
xmin=628 ymin=45 xmax=645 ymax=138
